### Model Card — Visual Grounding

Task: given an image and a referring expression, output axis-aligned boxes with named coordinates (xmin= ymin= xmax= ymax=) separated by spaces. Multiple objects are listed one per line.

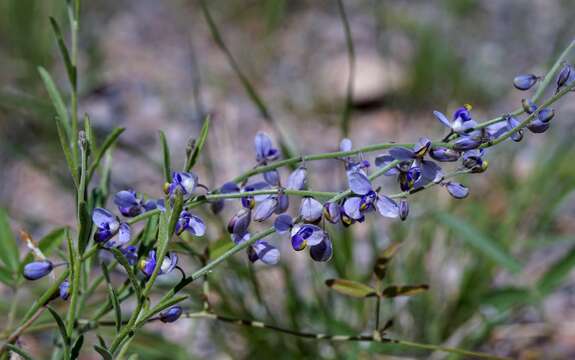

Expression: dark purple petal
xmin=430 ymin=147 xmax=460 ymax=162
xmin=433 ymin=110 xmax=452 ymax=128
xmin=527 ymin=119 xmax=550 ymax=133
xmin=221 ymin=182 xmax=240 ymax=193
xmin=557 ymin=64 xmax=573 ymax=89
xmin=309 ymin=235 xmax=333 ymax=262
xmin=114 ymin=190 xmax=142 ymax=217
xmin=375 ymin=196 xmax=399 ymax=218
xmin=159 ymin=306 xmax=183 ymax=323
xmin=374 ymin=154 xmax=400 ymax=175
xmin=23 ymin=260 xmax=53 ymax=280
xmin=513 ymin=74 xmax=538 ymax=91
xmin=398 ymin=199 xmax=409 ymax=221
xmin=274 ymin=214 xmax=293 ymax=233
xmin=445 ymin=182 xmax=469 ymax=199
xmin=389 ymin=147 xmax=415 ymax=160
xmin=347 ymin=170 xmax=372 ymax=195
xmin=453 ymin=137 xmax=481 ymax=151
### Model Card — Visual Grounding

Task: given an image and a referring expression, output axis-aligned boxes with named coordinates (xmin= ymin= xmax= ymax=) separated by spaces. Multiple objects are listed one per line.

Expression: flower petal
xmin=299 ymin=197 xmax=323 ymax=222
xmin=347 ymin=170 xmax=372 ymax=195
xmin=375 ymin=196 xmax=399 ymax=218
xmin=92 ymin=208 xmax=119 ymax=230
xmin=274 ymin=214 xmax=293 ymax=233
xmin=433 ymin=110 xmax=452 ymax=128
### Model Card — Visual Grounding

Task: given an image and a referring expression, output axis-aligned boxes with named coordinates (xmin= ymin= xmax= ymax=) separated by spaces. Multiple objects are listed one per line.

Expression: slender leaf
xmin=47 ymin=305 xmax=71 ymax=346
xmin=70 ymin=334 xmax=84 ymax=360
xmin=0 ymin=265 xmax=13 ymax=285
xmin=185 ymin=115 xmax=210 ymax=171
xmin=108 ymin=284 xmax=122 ymax=332
xmin=373 ymin=242 xmax=401 ymax=280
xmin=0 ymin=207 xmax=19 ymax=273
xmin=55 ymin=116 xmax=79 ymax=184
xmin=436 ymin=212 xmax=522 ymax=273
xmin=325 ymin=278 xmax=377 ymax=298
xmin=77 ymin=202 xmax=91 ymax=254
xmin=49 ymin=17 xmax=76 ymax=88
xmin=537 ymin=245 xmax=575 ymax=296
xmin=381 ymin=284 xmax=429 ymax=298
xmin=5 ymin=344 xmax=36 ymax=360
xmin=38 ymin=67 xmax=71 ymax=137
xmin=159 ymin=130 xmax=172 ymax=183
xmin=110 ymin=247 xmax=142 ymax=299
xmin=481 ymin=287 xmax=532 ymax=311
xmin=94 ymin=345 xmax=113 ymax=360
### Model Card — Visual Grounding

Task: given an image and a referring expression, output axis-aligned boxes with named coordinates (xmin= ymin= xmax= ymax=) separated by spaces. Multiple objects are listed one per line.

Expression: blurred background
xmin=1 ymin=0 xmax=575 ymax=359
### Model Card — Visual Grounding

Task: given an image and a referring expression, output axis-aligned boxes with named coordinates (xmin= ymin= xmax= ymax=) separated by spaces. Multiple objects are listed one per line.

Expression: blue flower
xmin=159 ymin=306 xmax=183 ymax=323
xmin=286 ymin=167 xmax=307 ymax=190
xmin=166 ymin=172 xmax=198 ymax=198
xmin=120 ymin=245 xmax=138 ymax=265
xmin=505 ymin=115 xmax=524 ymax=142
xmin=263 ymin=169 xmax=280 ymax=186
xmin=445 ymin=182 xmax=469 ymax=199
xmin=322 ymin=202 xmax=341 ymax=224
xmin=290 ymin=224 xmax=325 ymax=251
xmin=248 ymin=240 xmax=280 ymax=265
xmin=253 ymin=197 xmax=279 ymax=222
xmin=138 ymin=250 xmax=178 ymax=278
xmin=59 ymin=279 xmax=70 ymax=300
xmin=430 ymin=147 xmax=460 ymax=162
xmin=513 ymin=74 xmax=539 ymax=91
xmin=228 ymin=208 xmax=252 ymax=237
xmin=23 ymin=260 xmax=53 ymax=280
xmin=433 ymin=105 xmax=477 ymax=134
xmin=241 ymin=181 xmax=270 ymax=209
xmin=556 ymin=63 xmax=575 ymax=93
xmin=176 ymin=210 xmax=206 ymax=237
xmin=113 ymin=190 xmax=145 ymax=217
xmin=462 ymin=149 xmax=488 ymax=173
xmin=273 ymin=214 xmax=332 ymax=262
xmin=255 ymin=132 xmax=279 ymax=164
xmin=92 ymin=208 xmax=132 ymax=249
xmin=211 ymin=182 xmax=240 ymax=214
xmin=299 ymin=197 xmax=323 ymax=223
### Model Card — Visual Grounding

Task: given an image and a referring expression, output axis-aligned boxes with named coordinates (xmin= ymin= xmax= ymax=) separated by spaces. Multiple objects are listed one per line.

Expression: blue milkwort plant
xmin=1 ymin=1 xmax=575 ymax=359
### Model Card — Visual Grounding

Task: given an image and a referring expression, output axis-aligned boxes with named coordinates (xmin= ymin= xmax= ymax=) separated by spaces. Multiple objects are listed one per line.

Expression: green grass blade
xmin=0 ymin=207 xmax=19 ymax=274
xmin=185 ymin=115 xmax=210 ymax=172
xmin=159 ymin=130 xmax=171 ymax=183
xmin=38 ymin=67 xmax=71 ymax=138
xmin=537 ymin=245 xmax=575 ymax=296
xmin=49 ymin=17 xmax=76 ymax=89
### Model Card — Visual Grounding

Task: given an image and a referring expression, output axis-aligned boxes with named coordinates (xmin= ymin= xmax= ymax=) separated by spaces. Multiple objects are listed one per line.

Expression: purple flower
xmin=59 ymin=279 xmax=70 ymax=300
xmin=556 ymin=63 xmax=575 ymax=92
xmin=505 ymin=115 xmax=524 ymax=142
xmin=299 ymin=197 xmax=323 ymax=223
xmin=323 ymin=202 xmax=341 ymax=224
xmin=537 ymin=108 xmax=555 ymax=123
xmin=23 ymin=260 xmax=53 ymax=280
xmin=513 ymin=74 xmax=538 ymax=91
xmin=433 ymin=105 xmax=477 ymax=134
xmin=290 ymin=224 xmax=325 ymax=251
xmin=138 ymin=250 xmax=178 ymax=278
xmin=309 ymin=234 xmax=333 ymax=262
xmin=398 ymin=199 xmax=409 ymax=221
xmin=176 ymin=210 xmax=206 ymax=237
xmin=375 ymin=195 xmax=399 ymax=219
xmin=462 ymin=149 xmax=488 ymax=173
xmin=248 ymin=240 xmax=280 ymax=265
xmin=273 ymin=214 xmax=293 ymax=233
xmin=255 ymin=132 xmax=279 ymax=164
xmin=159 ymin=306 xmax=183 ymax=323
xmin=253 ymin=197 xmax=279 ymax=222
xmin=263 ymin=169 xmax=280 ymax=186
xmin=521 ymin=99 xmax=538 ymax=114
xmin=445 ymin=182 xmax=469 ymax=199
xmin=114 ymin=190 xmax=145 ymax=217
xmin=228 ymin=208 xmax=252 ymax=236
xmin=452 ymin=136 xmax=481 ymax=151
xmin=286 ymin=167 xmax=307 ymax=190
xmin=92 ymin=208 xmax=122 ymax=244
xmin=167 ymin=172 xmax=198 ymax=198
xmin=241 ymin=181 xmax=270 ymax=209
xmin=430 ymin=147 xmax=460 ymax=162
xmin=211 ymin=182 xmax=241 ymax=214
xmin=121 ymin=245 xmax=138 ymax=265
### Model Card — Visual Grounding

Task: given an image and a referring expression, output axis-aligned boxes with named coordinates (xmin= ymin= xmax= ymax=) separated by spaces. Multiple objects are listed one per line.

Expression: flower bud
xmin=513 ymin=74 xmax=538 ymax=90
xmin=299 ymin=197 xmax=323 ymax=223
xmin=59 ymin=279 xmax=70 ymax=300
xmin=253 ymin=198 xmax=278 ymax=222
xmin=453 ymin=137 xmax=481 ymax=151
xmin=23 ymin=260 xmax=54 ymax=280
xmin=521 ymin=98 xmax=537 ymax=114
xmin=227 ymin=208 xmax=251 ymax=235
xmin=527 ymin=119 xmax=550 ymax=134
xmin=398 ymin=199 xmax=409 ymax=221
xmin=430 ymin=147 xmax=460 ymax=162
xmin=309 ymin=235 xmax=333 ymax=262
xmin=537 ymin=108 xmax=555 ymax=123
xmin=322 ymin=202 xmax=341 ymax=224
xmin=556 ymin=63 xmax=573 ymax=90
xmin=287 ymin=167 xmax=307 ymax=190
xmin=159 ymin=306 xmax=183 ymax=323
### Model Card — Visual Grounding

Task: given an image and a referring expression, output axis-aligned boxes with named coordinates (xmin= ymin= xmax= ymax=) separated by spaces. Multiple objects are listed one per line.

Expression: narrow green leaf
xmin=87 ymin=127 xmax=125 ymax=181
xmin=0 ymin=207 xmax=19 ymax=273
xmin=47 ymin=305 xmax=71 ymax=346
xmin=70 ymin=334 xmax=84 ymax=360
xmin=108 ymin=284 xmax=122 ymax=332
xmin=55 ymin=117 xmax=79 ymax=184
xmin=436 ymin=212 xmax=522 ymax=273
xmin=38 ymin=67 xmax=71 ymax=137
xmin=49 ymin=17 xmax=76 ymax=89
xmin=97 ymin=335 xmax=107 ymax=349
xmin=537 ymin=245 xmax=575 ymax=296
xmin=84 ymin=113 xmax=96 ymax=156
xmin=185 ymin=115 xmax=210 ymax=171
xmin=94 ymin=345 xmax=113 ymax=360
xmin=381 ymin=284 xmax=429 ymax=298
xmin=168 ymin=191 xmax=184 ymax=236
xmin=159 ymin=130 xmax=171 ymax=183
xmin=0 ymin=265 xmax=13 ymax=285
xmin=5 ymin=344 xmax=36 ymax=360
xmin=77 ymin=202 xmax=91 ymax=254
xmin=481 ymin=287 xmax=532 ymax=311
xmin=110 ymin=247 xmax=142 ymax=300
xmin=325 ymin=278 xmax=377 ymax=298
xmin=101 ymin=261 xmax=111 ymax=284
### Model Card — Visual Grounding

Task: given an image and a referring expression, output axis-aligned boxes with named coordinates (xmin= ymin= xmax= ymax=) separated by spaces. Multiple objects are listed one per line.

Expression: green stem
xmin=336 ymin=0 xmax=355 ymax=136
